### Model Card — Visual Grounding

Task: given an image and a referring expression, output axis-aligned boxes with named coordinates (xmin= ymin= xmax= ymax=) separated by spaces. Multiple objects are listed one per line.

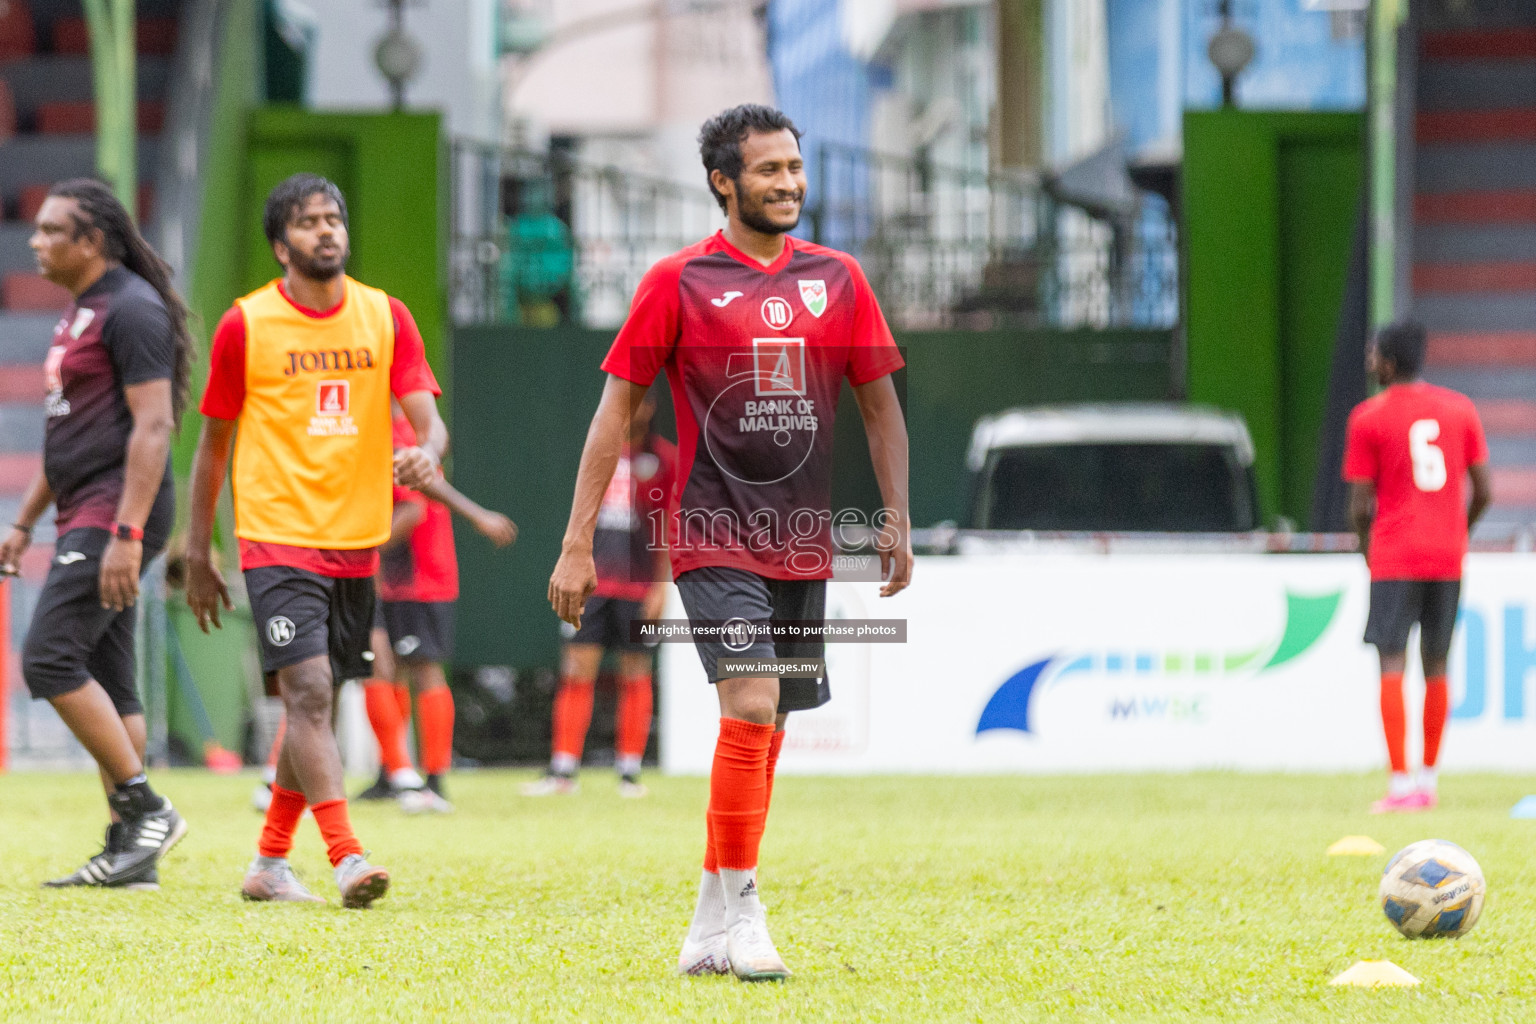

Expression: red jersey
xmin=592 ymin=435 xmax=677 ymax=601
xmin=1342 ymin=381 xmax=1488 ymax=580
xmin=380 ymin=415 xmax=458 ymax=602
xmin=601 ymin=232 xmax=903 ymax=580
xmin=199 ymin=282 xmax=439 ymax=577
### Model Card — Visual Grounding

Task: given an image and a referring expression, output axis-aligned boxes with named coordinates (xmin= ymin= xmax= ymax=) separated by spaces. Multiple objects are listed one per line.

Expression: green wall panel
xmin=452 ymin=326 xmax=1172 ymax=669
xmin=1184 ymin=110 xmax=1363 ymax=528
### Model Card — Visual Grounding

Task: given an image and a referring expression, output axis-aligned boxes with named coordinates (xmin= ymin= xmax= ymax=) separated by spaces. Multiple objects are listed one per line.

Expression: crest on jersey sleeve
xmin=798 ymin=279 xmax=827 ymax=318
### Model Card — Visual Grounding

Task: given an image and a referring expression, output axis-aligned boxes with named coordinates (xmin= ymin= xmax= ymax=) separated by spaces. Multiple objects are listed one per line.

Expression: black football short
xmin=21 ymin=528 xmax=161 ymax=715
xmin=1364 ymin=579 xmax=1462 ymax=657
xmin=562 ymin=595 xmax=651 ymax=653
xmin=381 ymin=600 xmax=455 ymax=662
xmin=674 ymin=565 xmax=830 ymax=713
xmin=245 ymin=566 xmax=377 ymax=689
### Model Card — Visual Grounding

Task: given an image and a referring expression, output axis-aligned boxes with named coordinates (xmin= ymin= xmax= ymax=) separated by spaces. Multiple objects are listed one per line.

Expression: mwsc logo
xmin=976 ymin=590 xmax=1342 ymax=735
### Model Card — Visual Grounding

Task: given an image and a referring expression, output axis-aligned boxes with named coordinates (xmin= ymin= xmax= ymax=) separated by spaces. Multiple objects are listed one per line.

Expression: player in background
xmin=0 ymin=179 xmax=193 ymax=890
xmin=362 ymin=405 xmax=517 ymax=812
xmin=256 ymin=463 xmax=514 ymax=813
xmin=549 ymin=105 xmax=911 ymax=981
xmin=524 ymin=388 xmax=674 ymax=798
xmin=185 ymin=174 xmax=446 ymax=907
xmin=1344 ymin=321 xmax=1490 ymax=813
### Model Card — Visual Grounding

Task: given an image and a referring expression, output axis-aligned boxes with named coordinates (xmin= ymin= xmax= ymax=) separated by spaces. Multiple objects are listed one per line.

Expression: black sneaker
xmin=355 ymin=768 xmax=395 ymax=801
xmin=425 ymin=774 xmax=448 ymax=800
xmin=42 ymin=823 xmax=123 ymax=888
xmin=103 ymin=798 xmax=187 ymax=888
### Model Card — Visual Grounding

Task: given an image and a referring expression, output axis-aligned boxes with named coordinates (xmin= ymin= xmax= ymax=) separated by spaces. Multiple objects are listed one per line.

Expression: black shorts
xmin=562 ymin=595 xmax=651 ymax=653
xmin=1364 ymin=579 xmax=1462 ymax=656
xmin=382 ymin=600 xmax=455 ymax=662
xmin=21 ymin=528 xmax=160 ymax=715
xmin=674 ymin=566 xmax=830 ymax=713
xmin=246 ymin=566 xmax=377 ymax=688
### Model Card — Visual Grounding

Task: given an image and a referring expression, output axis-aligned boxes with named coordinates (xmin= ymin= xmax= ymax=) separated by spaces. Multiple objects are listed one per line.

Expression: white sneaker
xmin=725 ymin=908 xmax=790 ymax=982
xmin=520 ymin=772 xmax=578 ymax=796
xmin=617 ymin=775 xmax=648 ymax=799
xmin=678 ymin=932 xmax=730 ymax=976
xmin=398 ymin=788 xmax=455 ymax=814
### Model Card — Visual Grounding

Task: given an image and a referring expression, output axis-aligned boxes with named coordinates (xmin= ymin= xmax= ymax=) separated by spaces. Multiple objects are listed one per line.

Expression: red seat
xmin=137 ymin=100 xmax=163 ymax=133
xmin=16 ymin=183 xmax=48 ymax=222
xmin=50 ymin=14 xmax=85 ymax=54
xmin=0 ymin=78 xmax=15 ymax=144
xmin=36 ymin=99 xmax=92 ymax=133
xmin=49 ymin=15 xmax=177 ymax=56
xmin=137 ymin=17 xmax=177 ymax=55
xmin=2 ymin=272 xmax=71 ymax=311
xmin=0 ymin=0 xmax=36 ymax=60
xmin=34 ymin=100 xmax=166 ymax=135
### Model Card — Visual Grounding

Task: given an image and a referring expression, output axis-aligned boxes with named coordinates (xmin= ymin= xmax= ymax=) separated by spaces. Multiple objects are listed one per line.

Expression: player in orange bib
xmin=185 ymin=174 xmax=447 ymax=907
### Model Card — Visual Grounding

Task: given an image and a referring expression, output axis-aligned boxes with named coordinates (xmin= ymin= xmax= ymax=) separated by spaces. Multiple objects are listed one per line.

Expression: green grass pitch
xmin=2 ymin=771 xmax=1536 ymax=1022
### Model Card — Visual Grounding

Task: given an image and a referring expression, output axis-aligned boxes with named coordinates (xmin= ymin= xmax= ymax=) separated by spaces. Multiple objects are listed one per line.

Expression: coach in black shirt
xmin=0 ymin=180 xmax=194 ymax=891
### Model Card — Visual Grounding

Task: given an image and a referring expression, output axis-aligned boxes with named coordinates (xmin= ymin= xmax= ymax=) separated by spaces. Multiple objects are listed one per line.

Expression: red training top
xmin=592 ymin=436 xmax=678 ymax=601
xmin=1342 ymin=380 xmax=1488 ymax=580
xmin=200 ymin=281 xmax=439 ymax=577
xmin=380 ymin=414 xmax=458 ymax=603
xmin=600 ymin=231 xmax=904 ymax=580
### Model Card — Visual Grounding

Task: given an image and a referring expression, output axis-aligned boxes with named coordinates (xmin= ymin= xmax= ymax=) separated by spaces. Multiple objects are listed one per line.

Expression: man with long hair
xmin=186 ymin=173 xmax=446 ymax=907
xmin=0 ymin=178 xmax=195 ymax=890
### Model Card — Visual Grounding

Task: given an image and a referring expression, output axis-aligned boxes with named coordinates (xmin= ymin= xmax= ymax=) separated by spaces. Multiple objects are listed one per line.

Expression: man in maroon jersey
xmin=0 ymin=179 xmax=194 ymax=890
xmin=1344 ymin=321 xmax=1490 ymax=813
xmin=549 ymin=104 xmax=911 ymax=981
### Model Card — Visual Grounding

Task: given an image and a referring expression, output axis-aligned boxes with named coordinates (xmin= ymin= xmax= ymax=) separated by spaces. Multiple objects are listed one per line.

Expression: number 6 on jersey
xmin=1409 ymin=418 xmax=1447 ymax=492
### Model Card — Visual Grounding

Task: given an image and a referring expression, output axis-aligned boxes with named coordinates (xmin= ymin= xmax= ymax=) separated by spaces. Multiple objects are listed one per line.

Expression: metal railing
xmin=450 ymin=140 xmax=1179 ymax=331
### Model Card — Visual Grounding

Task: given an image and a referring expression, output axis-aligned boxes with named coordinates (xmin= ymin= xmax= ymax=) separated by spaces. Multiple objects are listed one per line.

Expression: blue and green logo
xmin=976 ymin=590 xmax=1343 ymax=735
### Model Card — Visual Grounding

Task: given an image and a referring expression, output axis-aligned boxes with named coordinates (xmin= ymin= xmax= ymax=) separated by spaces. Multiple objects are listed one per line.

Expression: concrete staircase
xmin=1414 ymin=0 xmax=1536 ymax=534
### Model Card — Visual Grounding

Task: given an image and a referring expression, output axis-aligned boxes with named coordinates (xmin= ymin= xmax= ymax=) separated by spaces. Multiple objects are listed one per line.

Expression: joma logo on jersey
xmin=316 ymin=380 xmax=349 ymax=416
xmin=752 ymin=338 xmax=805 ymax=397
xmin=284 ymin=348 xmax=377 ymax=376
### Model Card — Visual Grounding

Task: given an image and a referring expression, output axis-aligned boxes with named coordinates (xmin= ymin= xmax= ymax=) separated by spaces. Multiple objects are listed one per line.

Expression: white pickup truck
xmin=963 ymin=403 xmax=1261 ymax=533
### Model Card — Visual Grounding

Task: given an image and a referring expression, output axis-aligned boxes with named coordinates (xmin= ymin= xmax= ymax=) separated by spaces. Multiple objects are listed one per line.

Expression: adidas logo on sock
xmin=739 ymin=879 xmax=757 ymax=899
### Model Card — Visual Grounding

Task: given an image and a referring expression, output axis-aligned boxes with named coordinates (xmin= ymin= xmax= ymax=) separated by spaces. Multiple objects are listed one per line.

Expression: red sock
xmin=394 ymin=682 xmax=413 ymax=724
xmin=615 ymin=676 xmax=653 ymax=761
xmin=705 ymin=727 xmax=785 ymax=873
xmin=764 ymin=729 xmax=786 ymax=817
xmin=1424 ymin=675 xmax=1449 ymax=769
xmin=1380 ymin=671 xmax=1407 ymax=773
xmin=708 ymin=718 xmax=774 ymax=870
xmin=551 ymin=678 xmax=595 ymax=761
xmin=258 ymin=785 xmax=306 ymax=859
xmin=265 ymin=716 xmax=286 ymax=771
xmin=310 ymin=798 xmax=365 ymax=867
xmin=364 ymin=680 xmax=410 ymax=774
xmin=418 ymin=686 xmax=455 ymax=776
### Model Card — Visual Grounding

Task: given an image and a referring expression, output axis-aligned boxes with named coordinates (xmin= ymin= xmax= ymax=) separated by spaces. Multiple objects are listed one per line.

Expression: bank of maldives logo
xmin=976 ymin=590 xmax=1342 ymax=735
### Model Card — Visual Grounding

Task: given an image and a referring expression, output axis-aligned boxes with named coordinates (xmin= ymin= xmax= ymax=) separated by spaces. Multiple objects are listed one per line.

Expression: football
xmin=1379 ymin=839 xmax=1487 ymax=939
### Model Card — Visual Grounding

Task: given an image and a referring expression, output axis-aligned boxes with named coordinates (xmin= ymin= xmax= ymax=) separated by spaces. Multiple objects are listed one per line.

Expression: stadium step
xmin=0 ymin=364 xmax=44 ymax=402
xmin=1427 ymin=332 xmax=1536 ymax=366
xmin=1475 ymin=399 xmax=1536 ymax=435
xmin=1421 ymin=28 xmax=1536 ymax=61
xmin=0 ymin=312 xmax=60 ymax=363
xmin=1414 ymin=261 xmax=1536 ymax=293
xmin=1416 ymin=190 xmax=1536 ymax=223
xmin=0 ymin=451 xmax=39 ymax=495
xmin=1417 ymin=110 xmax=1536 ymax=145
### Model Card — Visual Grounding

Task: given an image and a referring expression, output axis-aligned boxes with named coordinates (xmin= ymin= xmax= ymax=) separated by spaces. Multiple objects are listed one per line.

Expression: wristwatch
xmin=113 ymin=522 xmax=144 ymax=541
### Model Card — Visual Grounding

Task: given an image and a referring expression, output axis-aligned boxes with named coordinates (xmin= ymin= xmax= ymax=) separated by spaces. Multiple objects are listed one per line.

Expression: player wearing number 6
xmin=1343 ymin=321 xmax=1490 ymax=813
